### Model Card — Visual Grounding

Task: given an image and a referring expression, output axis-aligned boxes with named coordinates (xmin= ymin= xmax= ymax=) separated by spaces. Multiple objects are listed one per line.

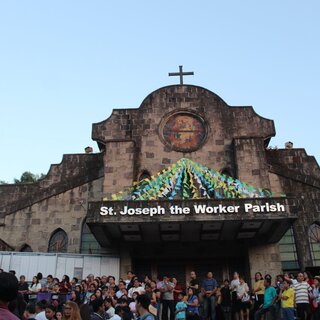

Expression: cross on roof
xmin=168 ymin=65 xmax=194 ymax=85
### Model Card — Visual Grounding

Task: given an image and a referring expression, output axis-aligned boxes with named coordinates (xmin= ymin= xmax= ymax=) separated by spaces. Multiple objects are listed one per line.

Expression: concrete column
xmin=185 ymin=263 xmax=194 ymax=288
xmin=119 ymin=248 xmax=132 ymax=280
xmin=103 ymin=141 xmax=136 ymax=197
xmin=151 ymin=263 xmax=158 ymax=281
xmin=248 ymin=244 xmax=282 ymax=284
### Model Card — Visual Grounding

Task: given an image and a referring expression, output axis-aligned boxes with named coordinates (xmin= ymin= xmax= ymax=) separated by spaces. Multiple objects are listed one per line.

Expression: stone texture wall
xmin=91 ymin=85 xmax=319 ymax=275
xmin=103 ymin=141 xmax=136 ymax=198
xmin=0 ymin=153 xmax=104 ymax=218
xmin=234 ymin=138 xmax=271 ymax=189
xmin=248 ymin=244 xmax=282 ymax=282
xmin=0 ymin=177 xmax=104 ymax=252
xmin=92 ymin=85 xmax=275 ymax=196
xmin=267 ymin=148 xmax=320 ymax=270
xmin=1 ymin=84 xmax=319 ymax=279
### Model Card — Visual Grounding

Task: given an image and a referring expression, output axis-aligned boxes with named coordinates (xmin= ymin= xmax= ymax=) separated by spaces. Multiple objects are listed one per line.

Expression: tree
xmin=13 ymin=171 xmax=44 ymax=184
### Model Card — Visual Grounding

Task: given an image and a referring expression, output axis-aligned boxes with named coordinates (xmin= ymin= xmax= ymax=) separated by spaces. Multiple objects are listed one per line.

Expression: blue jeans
xmin=282 ymin=308 xmax=295 ymax=320
xmin=202 ymin=295 xmax=216 ymax=320
xmin=254 ymin=305 xmax=276 ymax=320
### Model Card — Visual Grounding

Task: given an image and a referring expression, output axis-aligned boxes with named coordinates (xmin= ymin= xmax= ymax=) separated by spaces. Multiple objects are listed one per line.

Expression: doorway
xmin=133 ymin=256 xmax=246 ymax=287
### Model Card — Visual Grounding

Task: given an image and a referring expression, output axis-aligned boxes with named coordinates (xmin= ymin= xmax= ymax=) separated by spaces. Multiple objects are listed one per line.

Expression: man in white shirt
xmin=293 ymin=272 xmax=312 ymax=320
xmin=128 ymin=279 xmax=145 ymax=298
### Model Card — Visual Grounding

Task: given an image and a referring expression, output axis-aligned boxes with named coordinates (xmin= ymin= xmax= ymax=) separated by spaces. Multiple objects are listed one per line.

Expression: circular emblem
xmin=161 ymin=112 xmax=206 ymax=152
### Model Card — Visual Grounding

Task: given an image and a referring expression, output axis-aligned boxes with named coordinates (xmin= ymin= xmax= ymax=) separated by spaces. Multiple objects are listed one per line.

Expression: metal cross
xmin=168 ymin=65 xmax=194 ymax=84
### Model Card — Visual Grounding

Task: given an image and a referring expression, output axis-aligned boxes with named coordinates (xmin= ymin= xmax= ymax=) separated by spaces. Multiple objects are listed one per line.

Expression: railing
xmin=22 ymin=292 xmax=76 ymax=303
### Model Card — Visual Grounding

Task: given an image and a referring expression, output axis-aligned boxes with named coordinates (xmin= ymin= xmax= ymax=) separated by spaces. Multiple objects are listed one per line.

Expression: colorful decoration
xmin=105 ymin=158 xmax=284 ymax=201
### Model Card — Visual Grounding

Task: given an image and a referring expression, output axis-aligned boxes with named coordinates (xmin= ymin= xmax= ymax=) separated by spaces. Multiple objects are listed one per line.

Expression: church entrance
xmin=133 ymin=255 xmax=247 ymax=287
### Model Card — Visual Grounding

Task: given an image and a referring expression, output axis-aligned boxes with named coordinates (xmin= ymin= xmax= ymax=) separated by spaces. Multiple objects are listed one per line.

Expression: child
xmin=175 ymin=292 xmax=187 ymax=320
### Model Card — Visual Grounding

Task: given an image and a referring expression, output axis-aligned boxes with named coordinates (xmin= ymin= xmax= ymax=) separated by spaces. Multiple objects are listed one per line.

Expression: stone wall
xmin=267 ymin=148 xmax=320 ymax=270
xmin=248 ymin=244 xmax=282 ymax=282
xmin=234 ymin=138 xmax=270 ymax=188
xmin=1 ymin=83 xmax=319 ymax=279
xmin=103 ymin=141 xmax=136 ymax=198
xmin=92 ymin=85 xmax=275 ymax=196
xmin=0 ymin=153 xmax=104 ymax=218
xmin=0 ymin=177 xmax=104 ymax=252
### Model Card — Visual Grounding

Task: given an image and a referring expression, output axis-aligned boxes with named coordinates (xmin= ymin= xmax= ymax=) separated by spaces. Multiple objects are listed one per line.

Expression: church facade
xmin=1 ymin=84 xmax=319 ymax=283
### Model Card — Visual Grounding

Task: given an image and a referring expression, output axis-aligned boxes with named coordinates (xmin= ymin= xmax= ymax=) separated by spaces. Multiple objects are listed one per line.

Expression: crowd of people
xmin=1 ymin=268 xmax=320 ymax=320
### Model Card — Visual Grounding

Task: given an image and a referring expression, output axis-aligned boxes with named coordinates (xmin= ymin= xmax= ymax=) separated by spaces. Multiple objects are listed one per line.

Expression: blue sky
xmin=0 ymin=1 xmax=319 ymax=182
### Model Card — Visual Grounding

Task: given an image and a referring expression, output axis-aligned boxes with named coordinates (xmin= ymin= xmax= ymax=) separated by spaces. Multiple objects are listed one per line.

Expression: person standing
xmin=280 ymin=279 xmax=295 ymax=320
xmin=220 ymin=280 xmax=232 ymax=320
xmin=252 ymin=273 xmax=264 ymax=315
xmin=254 ymin=278 xmax=277 ymax=320
xmin=28 ymin=276 xmax=41 ymax=305
xmin=159 ymin=275 xmax=175 ymax=320
xmin=294 ymin=272 xmax=312 ymax=320
xmin=188 ymin=271 xmax=200 ymax=297
xmin=186 ymin=287 xmax=200 ymax=320
xmin=236 ymin=276 xmax=250 ymax=320
xmin=201 ymin=272 xmax=218 ymax=320
xmin=173 ymin=278 xmax=183 ymax=306
xmin=312 ymin=276 xmax=320 ymax=320
xmin=175 ymin=292 xmax=187 ymax=320
xmin=230 ymin=272 xmax=240 ymax=320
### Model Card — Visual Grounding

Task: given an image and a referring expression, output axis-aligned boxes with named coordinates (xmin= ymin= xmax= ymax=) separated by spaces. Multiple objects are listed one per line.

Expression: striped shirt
xmin=293 ymin=281 xmax=312 ymax=304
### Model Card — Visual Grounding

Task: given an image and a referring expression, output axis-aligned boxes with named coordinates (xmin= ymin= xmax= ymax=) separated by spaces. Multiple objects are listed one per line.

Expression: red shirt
xmin=173 ymin=283 xmax=183 ymax=301
xmin=59 ymin=281 xmax=71 ymax=293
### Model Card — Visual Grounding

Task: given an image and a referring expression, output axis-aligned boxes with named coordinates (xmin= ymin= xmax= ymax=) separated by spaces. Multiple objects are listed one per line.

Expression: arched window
xmin=0 ymin=239 xmax=14 ymax=251
xmin=20 ymin=244 xmax=33 ymax=252
xmin=309 ymin=223 xmax=320 ymax=266
xmin=80 ymin=220 xmax=101 ymax=254
xmin=139 ymin=170 xmax=151 ymax=181
xmin=48 ymin=228 xmax=68 ymax=253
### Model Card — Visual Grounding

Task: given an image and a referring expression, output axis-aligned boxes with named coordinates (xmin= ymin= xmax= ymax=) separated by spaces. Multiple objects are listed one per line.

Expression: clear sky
xmin=0 ymin=0 xmax=319 ymax=183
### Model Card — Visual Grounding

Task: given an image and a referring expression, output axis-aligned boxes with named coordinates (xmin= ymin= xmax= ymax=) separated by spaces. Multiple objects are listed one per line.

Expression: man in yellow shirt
xmin=280 ymin=279 xmax=295 ymax=320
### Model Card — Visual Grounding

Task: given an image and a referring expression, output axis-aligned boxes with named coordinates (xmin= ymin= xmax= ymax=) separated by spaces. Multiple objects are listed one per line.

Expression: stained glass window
xmin=162 ymin=113 xmax=206 ymax=152
xmin=48 ymin=229 xmax=68 ymax=253
xmin=309 ymin=224 xmax=320 ymax=266
xmin=278 ymin=227 xmax=299 ymax=270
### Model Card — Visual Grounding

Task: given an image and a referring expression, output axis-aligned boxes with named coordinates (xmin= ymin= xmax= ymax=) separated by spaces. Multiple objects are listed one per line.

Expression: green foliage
xmin=13 ymin=171 xmax=44 ymax=184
